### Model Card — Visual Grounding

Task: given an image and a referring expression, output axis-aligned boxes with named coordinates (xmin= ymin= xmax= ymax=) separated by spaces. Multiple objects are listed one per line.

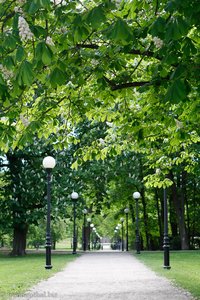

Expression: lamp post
xmin=115 ymin=226 xmax=119 ymax=250
xmin=124 ymin=208 xmax=129 ymax=251
xmin=114 ymin=229 xmax=118 ymax=249
xmin=163 ymin=188 xmax=171 ymax=269
xmin=92 ymin=227 xmax=96 ymax=249
xmin=71 ymin=191 xmax=79 ymax=254
xmin=82 ymin=209 xmax=87 ymax=251
xmin=87 ymin=217 xmax=91 ymax=250
xmin=120 ymin=217 xmax=124 ymax=251
xmin=133 ymin=191 xmax=141 ymax=254
xmin=43 ymin=156 xmax=56 ymax=269
xmin=90 ymin=223 xmax=94 ymax=250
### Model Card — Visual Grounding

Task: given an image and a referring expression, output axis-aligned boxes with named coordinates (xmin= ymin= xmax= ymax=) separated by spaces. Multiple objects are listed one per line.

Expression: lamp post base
xmin=163 ymin=265 xmax=171 ymax=269
xmin=45 ymin=265 xmax=52 ymax=269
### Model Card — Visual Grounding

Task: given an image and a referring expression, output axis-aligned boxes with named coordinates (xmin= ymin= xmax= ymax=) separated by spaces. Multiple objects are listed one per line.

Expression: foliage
xmin=0 ymin=0 xmax=199 ymax=252
xmin=0 ymin=0 xmax=198 ymax=183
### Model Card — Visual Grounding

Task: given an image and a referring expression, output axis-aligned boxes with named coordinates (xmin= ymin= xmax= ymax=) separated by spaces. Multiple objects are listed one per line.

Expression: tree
xmin=0 ymin=0 xmax=199 ymax=251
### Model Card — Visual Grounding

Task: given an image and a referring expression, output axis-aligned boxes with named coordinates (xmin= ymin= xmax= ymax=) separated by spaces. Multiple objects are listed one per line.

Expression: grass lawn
xmin=135 ymin=250 xmax=200 ymax=299
xmin=0 ymin=251 xmax=77 ymax=300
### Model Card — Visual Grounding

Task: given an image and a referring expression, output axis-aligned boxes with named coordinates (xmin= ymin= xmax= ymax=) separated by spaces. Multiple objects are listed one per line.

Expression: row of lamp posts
xmin=115 ymin=192 xmax=141 ymax=253
xmin=42 ymin=156 xmax=96 ymax=269
xmin=43 ymin=156 xmax=170 ymax=270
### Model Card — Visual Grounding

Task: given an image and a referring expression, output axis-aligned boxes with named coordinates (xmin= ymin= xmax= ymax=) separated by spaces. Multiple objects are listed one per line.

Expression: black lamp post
xmin=87 ymin=217 xmax=91 ymax=250
xmin=163 ymin=188 xmax=171 ymax=269
xmin=115 ymin=226 xmax=119 ymax=250
xmin=82 ymin=209 xmax=87 ymax=251
xmin=71 ymin=191 xmax=79 ymax=254
xmin=120 ymin=218 xmax=124 ymax=251
xmin=43 ymin=156 xmax=56 ymax=269
xmin=92 ymin=227 xmax=96 ymax=249
xmin=124 ymin=208 xmax=129 ymax=251
xmin=133 ymin=191 xmax=141 ymax=254
xmin=90 ymin=223 xmax=94 ymax=250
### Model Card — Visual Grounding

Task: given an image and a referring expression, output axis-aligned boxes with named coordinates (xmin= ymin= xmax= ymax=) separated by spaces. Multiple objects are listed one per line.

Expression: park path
xmin=13 ymin=251 xmax=194 ymax=300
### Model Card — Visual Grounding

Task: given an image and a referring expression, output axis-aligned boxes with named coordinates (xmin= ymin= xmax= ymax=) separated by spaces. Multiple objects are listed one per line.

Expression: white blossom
xmin=155 ymin=168 xmax=161 ymax=175
xmin=17 ymin=0 xmax=26 ymax=4
xmin=99 ymin=138 xmax=105 ymax=145
xmin=20 ymin=114 xmax=30 ymax=127
xmin=66 ymin=81 xmax=75 ymax=88
xmin=106 ymin=121 xmax=113 ymax=127
xmin=91 ymin=59 xmax=98 ymax=66
xmin=115 ymin=0 xmax=121 ymax=8
xmin=46 ymin=36 xmax=55 ymax=46
xmin=175 ymin=118 xmax=184 ymax=129
xmin=0 ymin=64 xmax=13 ymax=80
xmin=51 ymin=0 xmax=66 ymax=5
xmin=18 ymin=16 xmax=33 ymax=42
xmin=14 ymin=6 xmax=23 ymax=13
xmin=153 ymin=36 xmax=164 ymax=49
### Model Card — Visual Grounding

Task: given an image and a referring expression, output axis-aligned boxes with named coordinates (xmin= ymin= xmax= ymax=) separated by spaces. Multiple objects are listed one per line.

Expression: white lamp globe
xmin=71 ymin=192 xmax=79 ymax=200
xmin=124 ymin=208 xmax=129 ymax=214
xmin=43 ymin=156 xmax=56 ymax=169
xmin=133 ymin=192 xmax=141 ymax=199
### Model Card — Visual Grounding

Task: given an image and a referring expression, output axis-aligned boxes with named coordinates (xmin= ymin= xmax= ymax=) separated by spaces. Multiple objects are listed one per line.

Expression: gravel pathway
xmin=13 ymin=251 xmax=194 ymax=300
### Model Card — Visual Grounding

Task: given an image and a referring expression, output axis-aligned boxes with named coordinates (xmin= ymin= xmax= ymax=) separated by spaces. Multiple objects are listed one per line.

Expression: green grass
xmin=0 ymin=251 xmax=77 ymax=300
xmin=135 ymin=251 xmax=200 ymax=299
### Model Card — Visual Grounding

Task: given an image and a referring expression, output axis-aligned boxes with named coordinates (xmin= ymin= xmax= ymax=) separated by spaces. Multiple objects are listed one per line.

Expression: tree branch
xmin=103 ymin=76 xmax=151 ymax=91
xmin=111 ymin=81 xmax=151 ymax=91
xmin=76 ymin=43 xmax=155 ymax=58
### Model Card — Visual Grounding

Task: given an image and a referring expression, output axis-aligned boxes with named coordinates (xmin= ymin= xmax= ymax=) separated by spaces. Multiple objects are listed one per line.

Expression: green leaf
xmin=32 ymin=25 xmax=47 ymax=38
xmin=22 ymin=61 xmax=34 ymax=86
xmin=166 ymin=79 xmax=187 ymax=103
xmin=49 ymin=67 xmax=66 ymax=87
xmin=35 ymin=42 xmax=43 ymax=61
xmin=165 ymin=17 xmax=189 ymax=41
xmin=4 ymin=56 xmax=15 ymax=70
xmin=73 ymin=26 xmax=90 ymax=43
xmin=182 ymin=37 xmax=197 ymax=56
xmin=17 ymin=60 xmax=34 ymax=87
xmin=150 ymin=17 xmax=166 ymax=36
xmin=27 ymin=0 xmax=41 ymax=14
xmin=41 ymin=43 xmax=53 ymax=65
xmin=40 ymin=0 xmax=51 ymax=9
xmin=3 ymin=35 xmax=17 ymax=50
xmin=170 ymin=64 xmax=186 ymax=80
xmin=16 ymin=46 xmax=25 ymax=62
xmin=106 ymin=18 xmax=132 ymax=44
xmin=86 ymin=6 xmax=106 ymax=29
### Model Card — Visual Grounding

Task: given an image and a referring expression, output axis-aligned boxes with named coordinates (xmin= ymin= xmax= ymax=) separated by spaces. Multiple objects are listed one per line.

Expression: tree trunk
xmin=141 ymin=188 xmax=150 ymax=249
xmin=11 ymin=224 xmax=28 ymax=256
xmin=139 ymin=157 xmax=150 ymax=250
xmin=155 ymin=188 xmax=163 ymax=249
xmin=169 ymin=171 xmax=189 ymax=250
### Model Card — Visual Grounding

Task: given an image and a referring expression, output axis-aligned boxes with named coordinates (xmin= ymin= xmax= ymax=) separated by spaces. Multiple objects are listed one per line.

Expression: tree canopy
xmin=0 ymin=0 xmax=199 ymax=254
xmin=0 ymin=0 xmax=199 ymax=172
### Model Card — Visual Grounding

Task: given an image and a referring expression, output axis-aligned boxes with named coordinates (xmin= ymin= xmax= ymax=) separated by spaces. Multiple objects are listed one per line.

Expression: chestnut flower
xmin=18 ymin=16 xmax=33 ymax=42
xmin=153 ymin=36 xmax=164 ymax=49
xmin=46 ymin=36 xmax=55 ymax=46
xmin=0 ymin=64 xmax=13 ymax=80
